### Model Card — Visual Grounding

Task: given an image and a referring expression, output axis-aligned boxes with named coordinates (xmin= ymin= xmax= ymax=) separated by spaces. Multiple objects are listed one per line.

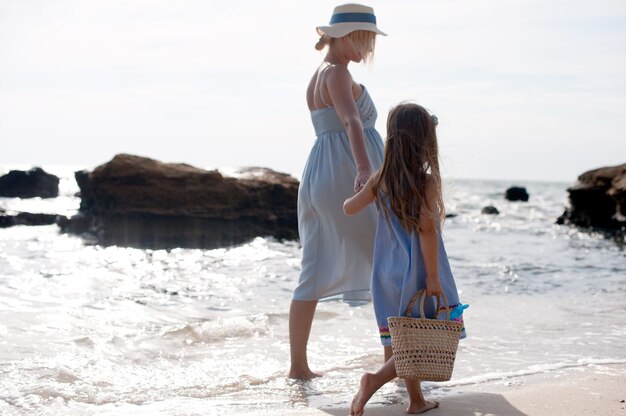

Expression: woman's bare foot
xmin=350 ymin=373 xmax=381 ymax=416
xmin=288 ymin=367 xmax=322 ymax=380
xmin=406 ymin=400 xmax=439 ymax=414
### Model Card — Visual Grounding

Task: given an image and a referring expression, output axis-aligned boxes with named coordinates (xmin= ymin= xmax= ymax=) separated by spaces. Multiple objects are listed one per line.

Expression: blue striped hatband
xmin=329 ymin=12 xmax=376 ymax=25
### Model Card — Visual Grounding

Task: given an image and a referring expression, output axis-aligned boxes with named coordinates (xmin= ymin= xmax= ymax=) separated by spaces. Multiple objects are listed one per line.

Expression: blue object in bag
xmin=449 ymin=303 xmax=469 ymax=320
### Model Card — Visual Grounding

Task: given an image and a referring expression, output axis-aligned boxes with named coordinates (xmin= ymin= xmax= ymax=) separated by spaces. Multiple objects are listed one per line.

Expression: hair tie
xmin=431 ymin=115 xmax=439 ymax=126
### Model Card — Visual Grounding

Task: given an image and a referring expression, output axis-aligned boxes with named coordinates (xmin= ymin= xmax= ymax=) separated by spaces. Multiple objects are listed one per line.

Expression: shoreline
xmin=245 ymin=363 xmax=626 ymax=416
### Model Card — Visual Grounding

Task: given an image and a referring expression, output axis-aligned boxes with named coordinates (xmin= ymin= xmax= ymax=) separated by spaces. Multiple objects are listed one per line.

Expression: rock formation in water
xmin=505 ymin=186 xmax=529 ymax=202
xmin=482 ymin=205 xmax=500 ymax=215
xmin=0 ymin=212 xmax=59 ymax=228
xmin=557 ymin=163 xmax=626 ymax=233
xmin=58 ymin=154 xmax=299 ymax=249
xmin=0 ymin=167 xmax=59 ymax=198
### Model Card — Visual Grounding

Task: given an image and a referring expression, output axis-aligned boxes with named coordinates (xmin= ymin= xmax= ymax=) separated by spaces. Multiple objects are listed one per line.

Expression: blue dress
xmin=293 ymin=85 xmax=384 ymax=302
xmin=372 ymin=195 xmax=467 ymax=346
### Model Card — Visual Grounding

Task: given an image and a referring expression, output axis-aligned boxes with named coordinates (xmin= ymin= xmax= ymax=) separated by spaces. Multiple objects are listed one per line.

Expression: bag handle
xmin=404 ymin=289 xmax=452 ymax=320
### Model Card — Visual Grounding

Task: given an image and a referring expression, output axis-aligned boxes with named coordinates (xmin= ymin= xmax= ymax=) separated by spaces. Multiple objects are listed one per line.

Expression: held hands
xmin=354 ymin=168 xmax=371 ymax=193
xmin=344 ymin=170 xmax=376 ymax=216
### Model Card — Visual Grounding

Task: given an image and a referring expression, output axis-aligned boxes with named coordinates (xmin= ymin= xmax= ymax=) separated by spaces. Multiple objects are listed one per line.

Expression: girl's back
xmin=371 ymin=189 xmax=466 ymax=346
xmin=344 ymin=101 xmax=467 ymax=346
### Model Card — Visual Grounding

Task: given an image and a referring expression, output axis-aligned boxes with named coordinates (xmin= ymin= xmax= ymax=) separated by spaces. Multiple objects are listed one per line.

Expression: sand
xmin=242 ymin=363 xmax=626 ymax=416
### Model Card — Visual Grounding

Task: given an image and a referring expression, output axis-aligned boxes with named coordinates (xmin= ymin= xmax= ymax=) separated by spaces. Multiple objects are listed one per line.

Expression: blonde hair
xmin=315 ymin=30 xmax=376 ymax=63
xmin=372 ymin=102 xmax=445 ymax=233
xmin=315 ymin=34 xmax=333 ymax=51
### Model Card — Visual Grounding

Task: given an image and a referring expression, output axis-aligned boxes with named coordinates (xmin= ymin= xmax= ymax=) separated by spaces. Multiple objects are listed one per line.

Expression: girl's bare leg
xmin=288 ymin=300 xmax=322 ymax=379
xmin=384 ymin=346 xmax=439 ymax=414
xmin=350 ymin=357 xmax=397 ymax=416
xmin=384 ymin=345 xmax=393 ymax=362
xmin=404 ymin=378 xmax=439 ymax=414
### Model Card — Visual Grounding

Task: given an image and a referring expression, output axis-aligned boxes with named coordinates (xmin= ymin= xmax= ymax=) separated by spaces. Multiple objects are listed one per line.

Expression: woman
xmin=289 ymin=3 xmax=387 ymax=380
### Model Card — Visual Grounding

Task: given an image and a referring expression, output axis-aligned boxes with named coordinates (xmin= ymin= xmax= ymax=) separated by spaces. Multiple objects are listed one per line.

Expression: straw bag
xmin=387 ymin=289 xmax=464 ymax=382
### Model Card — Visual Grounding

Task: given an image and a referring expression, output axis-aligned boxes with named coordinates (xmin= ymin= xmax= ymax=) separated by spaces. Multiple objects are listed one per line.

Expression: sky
xmin=1 ymin=0 xmax=625 ymax=182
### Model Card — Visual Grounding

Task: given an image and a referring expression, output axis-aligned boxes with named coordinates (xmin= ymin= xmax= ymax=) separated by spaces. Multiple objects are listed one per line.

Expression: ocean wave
xmin=162 ymin=314 xmax=272 ymax=344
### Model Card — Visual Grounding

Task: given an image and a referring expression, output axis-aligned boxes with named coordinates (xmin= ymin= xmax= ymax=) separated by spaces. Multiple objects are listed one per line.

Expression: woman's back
xmin=295 ymin=77 xmax=383 ymax=302
xmin=289 ymin=3 xmax=387 ymax=381
xmin=306 ymin=65 xmax=363 ymax=112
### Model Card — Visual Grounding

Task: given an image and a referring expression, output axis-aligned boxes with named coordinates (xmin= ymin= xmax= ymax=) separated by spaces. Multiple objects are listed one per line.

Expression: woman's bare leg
xmin=288 ymin=300 xmax=322 ymax=379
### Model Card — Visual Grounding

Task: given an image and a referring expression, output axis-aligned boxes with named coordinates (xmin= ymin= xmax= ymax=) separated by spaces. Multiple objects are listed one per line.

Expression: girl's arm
xmin=325 ymin=66 xmax=371 ymax=192
xmin=343 ymin=175 xmax=376 ymax=216
xmin=419 ymin=177 xmax=443 ymax=297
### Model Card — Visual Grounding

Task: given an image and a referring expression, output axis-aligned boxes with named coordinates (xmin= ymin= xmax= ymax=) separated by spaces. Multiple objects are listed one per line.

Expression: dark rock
xmin=74 ymin=169 xmax=95 ymax=211
xmin=557 ymin=163 xmax=626 ymax=232
xmin=56 ymin=212 xmax=92 ymax=235
xmin=505 ymin=186 xmax=529 ymax=202
xmin=60 ymin=154 xmax=300 ymax=249
xmin=482 ymin=206 xmax=500 ymax=215
xmin=0 ymin=167 xmax=60 ymax=198
xmin=445 ymin=213 xmax=457 ymax=218
xmin=0 ymin=212 xmax=59 ymax=228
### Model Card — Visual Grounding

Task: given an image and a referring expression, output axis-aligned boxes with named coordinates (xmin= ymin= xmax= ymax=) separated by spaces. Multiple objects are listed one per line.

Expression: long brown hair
xmin=372 ymin=102 xmax=445 ymax=232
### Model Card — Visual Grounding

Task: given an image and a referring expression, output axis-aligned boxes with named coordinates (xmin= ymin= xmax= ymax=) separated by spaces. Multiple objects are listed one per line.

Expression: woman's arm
xmin=343 ymin=175 xmax=376 ymax=216
xmin=325 ymin=66 xmax=371 ymax=191
xmin=418 ymin=177 xmax=443 ymax=297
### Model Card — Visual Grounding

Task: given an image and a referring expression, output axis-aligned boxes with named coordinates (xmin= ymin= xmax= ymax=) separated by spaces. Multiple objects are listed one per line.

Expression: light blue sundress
xmin=372 ymin=195 xmax=467 ymax=346
xmin=293 ymin=85 xmax=384 ymax=302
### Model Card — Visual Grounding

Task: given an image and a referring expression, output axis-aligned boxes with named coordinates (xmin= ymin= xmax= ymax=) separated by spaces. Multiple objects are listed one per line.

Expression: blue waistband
xmin=330 ymin=12 xmax=376 ymax=25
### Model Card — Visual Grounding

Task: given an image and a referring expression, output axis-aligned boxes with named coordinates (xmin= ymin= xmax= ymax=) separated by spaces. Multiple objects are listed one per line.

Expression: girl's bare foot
xmin=350 ymin=373 xmax=380 ymax=416
xmin=406 ymin=400 xmax=439 ymax=414
xmin=288 ymin=367 xmax=322 ymax=380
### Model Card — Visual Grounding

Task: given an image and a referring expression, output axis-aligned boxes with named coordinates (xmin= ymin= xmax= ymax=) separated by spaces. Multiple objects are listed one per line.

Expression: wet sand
xmin=241 ymin=363 xmax=626 ymax=416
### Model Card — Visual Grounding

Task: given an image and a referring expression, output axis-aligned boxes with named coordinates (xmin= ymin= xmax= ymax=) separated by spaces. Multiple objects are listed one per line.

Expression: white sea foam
xmin=163 ymin=314 xmax=272 ymax=343
xmin=439 ymin=358 xmax=626 ymax=388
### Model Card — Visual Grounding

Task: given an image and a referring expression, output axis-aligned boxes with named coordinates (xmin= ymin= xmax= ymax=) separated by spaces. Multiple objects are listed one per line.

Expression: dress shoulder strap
xmin=316 ymin=65 xmax=333 ymax=108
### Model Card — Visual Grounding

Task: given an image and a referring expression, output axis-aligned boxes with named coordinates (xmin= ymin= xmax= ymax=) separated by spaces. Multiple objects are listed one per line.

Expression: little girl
xmin=344 ymin=102 xmax=466 ymax=415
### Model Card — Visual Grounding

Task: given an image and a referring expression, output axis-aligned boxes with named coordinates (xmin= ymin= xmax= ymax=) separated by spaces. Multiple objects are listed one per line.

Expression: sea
xmin=1 ymin=165 xmax=625 ymax=416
